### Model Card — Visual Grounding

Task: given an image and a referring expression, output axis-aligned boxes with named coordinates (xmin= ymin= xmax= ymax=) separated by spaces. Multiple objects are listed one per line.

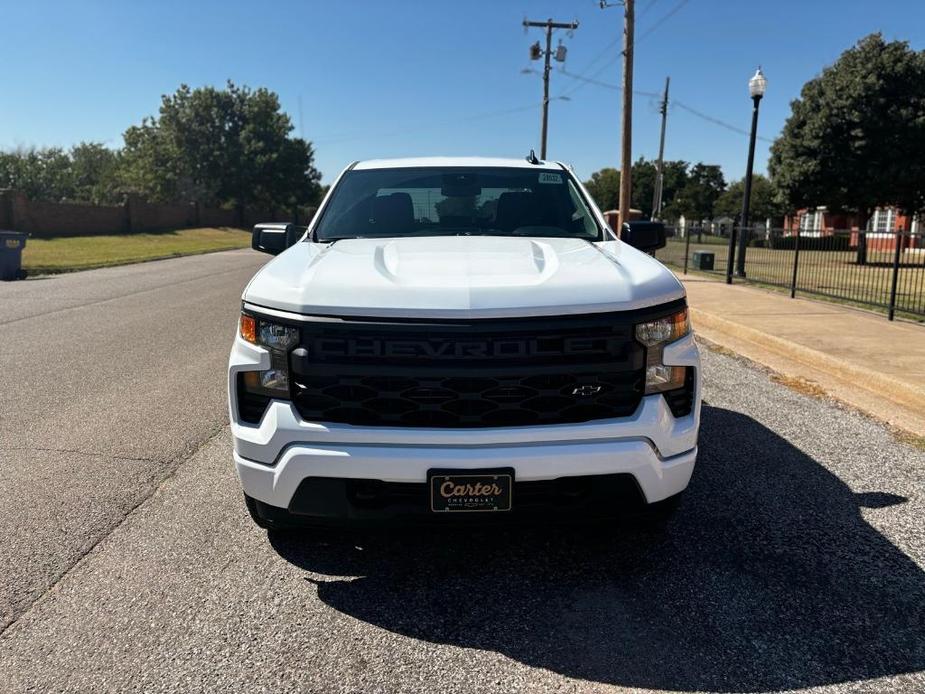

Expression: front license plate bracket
xmin=428 ymin=468 xmax=514 ymax=512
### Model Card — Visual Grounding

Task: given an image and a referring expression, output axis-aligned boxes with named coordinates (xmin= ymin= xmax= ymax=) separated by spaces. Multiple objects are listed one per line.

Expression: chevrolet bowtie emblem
xmin=571 ymin=385 xmax=602 ymax=397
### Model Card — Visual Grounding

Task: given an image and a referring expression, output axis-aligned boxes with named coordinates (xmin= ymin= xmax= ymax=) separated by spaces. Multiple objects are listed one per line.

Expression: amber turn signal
xmin=240 ymin=314 xmax=257 ymax=344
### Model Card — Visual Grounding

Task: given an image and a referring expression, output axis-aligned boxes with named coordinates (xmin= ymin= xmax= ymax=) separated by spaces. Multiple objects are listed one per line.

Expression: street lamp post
xmin=734 ymin=67 xmax=767 ymax=278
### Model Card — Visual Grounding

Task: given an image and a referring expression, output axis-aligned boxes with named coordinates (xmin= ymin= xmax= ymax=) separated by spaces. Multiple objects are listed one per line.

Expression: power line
xmin=558 ymin=69 xmax=660 ymax=98
xmin=673 ymin=101 xmax=774 ymax=142
xmin=638 ymin=0 xmax=661 ymax=20
xmin=637 ymin=0 xmax=690 ymax=42
xmin=567 ymin=36 xmax=620 ymax=81
xmin=555 ymin=0 xmax=688 ymax=101
xmin=557 ymin=56 xmax=617 ymax=99
xmin=556 ymin=69 xmax=774 ymax=143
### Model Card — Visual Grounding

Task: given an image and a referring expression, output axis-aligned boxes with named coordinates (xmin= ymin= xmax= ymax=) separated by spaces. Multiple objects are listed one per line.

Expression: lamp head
xmin=749 ymin=66 xmax=767 ymax=98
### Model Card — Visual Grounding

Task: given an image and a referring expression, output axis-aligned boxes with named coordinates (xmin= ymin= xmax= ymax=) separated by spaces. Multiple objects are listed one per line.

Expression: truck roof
xmin=352 ymin=156 xmax=567 ymax=171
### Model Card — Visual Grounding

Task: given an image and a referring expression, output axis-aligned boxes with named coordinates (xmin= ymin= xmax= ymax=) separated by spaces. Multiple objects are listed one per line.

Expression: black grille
xmin=349 ymin=475 xmax=645 ymax=512
xmin=662 ymin=368 xmax=695 ymax=418
xmin=236 ymin=373 xmax=271 ymax=424
xmin=281 ymin=304 xmax=685 ymax=428
xmin=293 ymin=370 xmax=642 ymax=427
xmin=282 ymin=474 xmax=646 ymax=520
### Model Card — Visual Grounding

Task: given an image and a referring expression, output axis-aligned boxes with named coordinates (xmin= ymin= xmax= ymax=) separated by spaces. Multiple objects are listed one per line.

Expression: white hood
xmin=243 ymin=236 xmax=685 ymax=319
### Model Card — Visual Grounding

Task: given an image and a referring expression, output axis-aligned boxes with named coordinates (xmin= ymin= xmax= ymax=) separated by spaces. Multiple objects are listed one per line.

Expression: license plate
xmin=428 ymin=469 xmax=513 ymax=512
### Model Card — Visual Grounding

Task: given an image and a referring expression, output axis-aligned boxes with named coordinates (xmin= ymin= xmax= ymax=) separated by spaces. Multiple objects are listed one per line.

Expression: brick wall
xmin=199 ymin=205 xmax=238 ymax=228
xmin=11 ymin=196 xmax=128 ymax=237
xmin=0 ymin=189 xmax=311 ymax=238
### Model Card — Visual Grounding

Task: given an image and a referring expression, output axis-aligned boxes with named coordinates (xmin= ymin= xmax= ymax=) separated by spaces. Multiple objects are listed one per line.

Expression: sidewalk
xmin=683 ymin=277 xmax=925 ymax=436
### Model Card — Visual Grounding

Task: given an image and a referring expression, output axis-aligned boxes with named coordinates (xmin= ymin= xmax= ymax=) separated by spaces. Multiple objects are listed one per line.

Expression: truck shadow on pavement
xmin=270 ymin=405 xmax=925 ymax=692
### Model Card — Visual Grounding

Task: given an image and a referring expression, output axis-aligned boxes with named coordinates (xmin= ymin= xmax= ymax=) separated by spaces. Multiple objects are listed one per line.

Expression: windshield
xmin=314 ymin=167 xmax=602 ymax=242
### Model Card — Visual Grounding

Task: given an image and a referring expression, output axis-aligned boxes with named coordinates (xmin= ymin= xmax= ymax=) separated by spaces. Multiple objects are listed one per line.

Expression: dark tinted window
xmin=315 ymin=167 xmax=601 ymax=241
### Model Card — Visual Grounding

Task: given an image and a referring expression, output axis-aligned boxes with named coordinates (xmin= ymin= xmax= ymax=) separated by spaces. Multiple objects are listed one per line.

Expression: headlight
xmin=239 ymin=313 xmax=299 ymax=398
xmin=635 ymin=309 xmax=689 ymax=347
xmin=635 ymin=308 xmax=690 ymax=394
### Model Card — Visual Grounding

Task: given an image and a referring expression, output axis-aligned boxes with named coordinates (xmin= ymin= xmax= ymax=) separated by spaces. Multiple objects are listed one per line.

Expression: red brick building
xmin=782 ymin=206 xmax=921 ymax=250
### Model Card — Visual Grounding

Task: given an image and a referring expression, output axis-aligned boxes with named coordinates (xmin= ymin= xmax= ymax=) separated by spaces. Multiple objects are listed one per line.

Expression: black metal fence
xmin=656 ymin=227 xmax=925 ymax=320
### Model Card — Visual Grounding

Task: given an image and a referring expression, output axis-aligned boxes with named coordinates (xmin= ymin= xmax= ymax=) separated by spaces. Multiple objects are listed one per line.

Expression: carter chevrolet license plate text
xmin=428 ymin=469 xmax=513 ymax=512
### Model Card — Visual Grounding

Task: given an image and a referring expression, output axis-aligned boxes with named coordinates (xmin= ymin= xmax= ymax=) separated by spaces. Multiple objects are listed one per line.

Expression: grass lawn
xmin=22 ymin=227 xmax=252 ymax=274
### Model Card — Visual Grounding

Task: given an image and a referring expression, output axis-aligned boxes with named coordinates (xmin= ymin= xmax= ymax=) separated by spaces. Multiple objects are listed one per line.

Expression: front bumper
xmin=229 ymin=333 xmax=701 ymax=512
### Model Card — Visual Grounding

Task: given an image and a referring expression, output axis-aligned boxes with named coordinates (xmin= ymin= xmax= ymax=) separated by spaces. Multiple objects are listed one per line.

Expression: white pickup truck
xmin=229 ymin=156 xmax=701 ymax=529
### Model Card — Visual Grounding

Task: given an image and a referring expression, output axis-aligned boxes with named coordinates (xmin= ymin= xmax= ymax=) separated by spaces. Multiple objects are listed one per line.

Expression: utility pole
xmin=652 ymin=76 xmax=670 ymax=220
xmin=524 ymin=17 xmax=579 ymax=160
xmin=618 ymin=0 xmax=634 ymax=231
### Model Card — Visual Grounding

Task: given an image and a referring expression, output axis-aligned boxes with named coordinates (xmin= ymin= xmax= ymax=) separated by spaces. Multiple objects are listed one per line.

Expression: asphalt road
xmin=0 ymin=250 xmax=266 ymax=631
xmin=0 ymin=250 xmax=923 ymax=693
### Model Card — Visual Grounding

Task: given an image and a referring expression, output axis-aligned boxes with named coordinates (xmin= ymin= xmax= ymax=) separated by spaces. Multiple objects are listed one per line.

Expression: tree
xmin=630 ymin=159 xmax=657 ymax=218
xmin=0 ymin=147 xmax=74 ymax=201
xmin=630 ymin=158 xmax=688 ymax=219
xmin=585 ymin=161 xmax=714 ymax=221
xmin=0 ymin=144 xmax=124 ymax=203
xmin=664 ymin=163 xmax=725 ymax=221
xmin=769 ymin=33 xmax=925 ymax=219
xmin=121 ymin=81 xmax=322 ymax=209
xmin=713 ymin=174 xmax=782 ymax=222
xmin=70 ymin=143 xmax=122 ymax=204
xmin=583 ymin=168 xmax=620 ymax=211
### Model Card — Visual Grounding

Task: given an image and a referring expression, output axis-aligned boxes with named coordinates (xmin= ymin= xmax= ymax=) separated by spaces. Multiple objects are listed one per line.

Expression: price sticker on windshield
xmin=538 ymin=172 xmax=562 ymax=184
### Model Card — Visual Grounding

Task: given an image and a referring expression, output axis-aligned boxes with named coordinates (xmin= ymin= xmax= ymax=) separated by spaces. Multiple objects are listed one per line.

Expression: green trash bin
xmin=0 ymin=231 xmax=28 ymax=281
xmin=691 ymin=250 xmax=715 ymax=271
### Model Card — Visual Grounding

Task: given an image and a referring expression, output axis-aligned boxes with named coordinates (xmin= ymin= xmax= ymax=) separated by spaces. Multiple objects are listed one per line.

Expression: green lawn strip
xmin=657 ymin=254 xmax=925 ymax=324
xmin=22 ymin=227 xmax=252 ymax=274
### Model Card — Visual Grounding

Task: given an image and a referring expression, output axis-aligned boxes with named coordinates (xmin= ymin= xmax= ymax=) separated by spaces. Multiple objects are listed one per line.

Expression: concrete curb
xmin=690 ymin=307 xmax=925 ymax=415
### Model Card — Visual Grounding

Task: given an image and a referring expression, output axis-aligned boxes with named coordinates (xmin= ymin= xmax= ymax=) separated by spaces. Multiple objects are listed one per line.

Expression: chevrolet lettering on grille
xmin=310 ymin=336 xmax=619 ymax=360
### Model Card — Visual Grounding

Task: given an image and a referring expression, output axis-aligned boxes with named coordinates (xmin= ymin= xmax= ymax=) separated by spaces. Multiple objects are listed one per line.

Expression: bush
xmin=769 ymin=234 xmax=851 ymax=251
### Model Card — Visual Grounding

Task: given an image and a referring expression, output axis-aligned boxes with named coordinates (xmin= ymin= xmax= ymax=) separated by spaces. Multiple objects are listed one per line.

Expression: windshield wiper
xmin=319 ymin=236 xmax=368 ymax=243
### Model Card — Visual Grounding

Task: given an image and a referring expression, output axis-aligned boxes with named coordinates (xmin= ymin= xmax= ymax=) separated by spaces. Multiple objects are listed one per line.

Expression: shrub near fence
xmin=656 ymin=227 xmax=925 ymax=321
xmin=0 ymin=189 xmax=313 ymax=238
xmin=767 ymin=234 xmax=851 ymax=251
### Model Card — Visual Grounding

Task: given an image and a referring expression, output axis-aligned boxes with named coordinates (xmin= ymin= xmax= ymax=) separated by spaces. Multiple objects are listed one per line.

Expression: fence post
xmin=683 ymin=225 xmax=690 ymax=275
xmin=0 ymin=189 xmax=10 ymax=229
xmin=790 ymin=226 xmax=801 ymax=299
xmin=123 ymin=193 xmax=135 ymax=233
xmin=725 ymin=222 xmax=737 ymax=284
xmin=887 ymin=230 xmax=903 ymax=321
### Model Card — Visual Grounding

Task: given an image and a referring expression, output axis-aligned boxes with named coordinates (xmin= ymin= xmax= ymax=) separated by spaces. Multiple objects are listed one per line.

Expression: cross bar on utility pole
xmin=523 ymin=18 xmax=579 ymax=160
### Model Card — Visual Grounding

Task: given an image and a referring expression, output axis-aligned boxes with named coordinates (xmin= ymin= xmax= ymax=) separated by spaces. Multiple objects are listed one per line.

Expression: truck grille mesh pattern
xmin=285 ymin=309 xmax=677 ymax=428
xmin=293 ymin=370 xmax=643 ymax=427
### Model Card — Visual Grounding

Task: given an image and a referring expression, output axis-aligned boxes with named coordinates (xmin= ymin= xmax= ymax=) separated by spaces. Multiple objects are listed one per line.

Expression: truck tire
xmin=636 ymin=492 xmax=683 ymax=527
xmin=244 ymin=493 xmax=298 ymax=531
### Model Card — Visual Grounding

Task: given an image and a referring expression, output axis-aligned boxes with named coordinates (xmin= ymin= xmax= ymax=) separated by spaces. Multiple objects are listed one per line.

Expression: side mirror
xmin=252 ymin=223 xmax=304 ymax=255
xmin=621 ymin=221 xmax=666 ymax=253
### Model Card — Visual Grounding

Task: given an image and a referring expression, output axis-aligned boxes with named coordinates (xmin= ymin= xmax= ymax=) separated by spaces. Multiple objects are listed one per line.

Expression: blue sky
xmin=1 ymin=0 xmax=923 ymax=184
